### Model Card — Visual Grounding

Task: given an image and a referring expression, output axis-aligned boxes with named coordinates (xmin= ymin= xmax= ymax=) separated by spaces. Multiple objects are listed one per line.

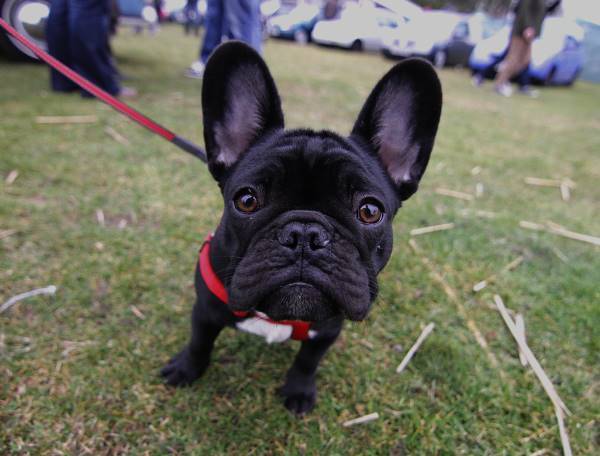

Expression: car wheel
xmin=432 ymin=48 xmax=446 ymax=69
xmin=350 ymin=39 xmax=363 ymax=52
xmin=0 ymin=0 xmax=50 ymax=61
xmin=294 ymin=28 xmax=308 ymax=45
xmin=544 ymin=66 xmax=557 ymax=86
xmin=382 ymin=48 xmax=399 ymax=60
xmin=565 ymin=67 xmax=581 ymax=87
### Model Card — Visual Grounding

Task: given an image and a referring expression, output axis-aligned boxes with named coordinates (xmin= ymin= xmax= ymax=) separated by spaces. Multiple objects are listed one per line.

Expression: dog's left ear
xmin=351 ymin=59 xmax=442 ymax=201
xmin=202 ymin=41 xmax=284 ymax=180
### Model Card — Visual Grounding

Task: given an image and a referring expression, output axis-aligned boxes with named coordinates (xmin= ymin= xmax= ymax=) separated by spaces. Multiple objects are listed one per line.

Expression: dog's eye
xmin=358 ymin=200 xmax=383 ymax=224
xmin=234 ymin=188 xmax=259 ymax=213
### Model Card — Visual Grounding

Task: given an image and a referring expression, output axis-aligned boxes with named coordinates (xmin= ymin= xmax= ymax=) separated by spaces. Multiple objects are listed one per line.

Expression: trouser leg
xmin=225 ymin=0 xmax=261 ymax=53
xmin=46 ymin=0 xmax=77 ymax=91
xmin=69 ymin=0 xmax=120 ymax=96
xmin=495 ymin=36 xmax=526 ymax=86
xmin=199 ymin=0 xmax=225 ymax=63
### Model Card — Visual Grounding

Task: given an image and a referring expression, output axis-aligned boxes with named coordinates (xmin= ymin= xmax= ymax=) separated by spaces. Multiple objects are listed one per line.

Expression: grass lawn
xmin=1 ymin=25 xmax=598 ymax=454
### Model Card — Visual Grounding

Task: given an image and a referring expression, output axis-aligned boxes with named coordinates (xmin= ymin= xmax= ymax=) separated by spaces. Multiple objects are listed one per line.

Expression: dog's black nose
xmin=278 ymin=222 xmax=330 ymax=251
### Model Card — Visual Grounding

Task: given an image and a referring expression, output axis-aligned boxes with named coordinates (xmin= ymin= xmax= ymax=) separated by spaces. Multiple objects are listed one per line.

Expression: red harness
xmin=198 ymin=234 xmax=312 ymax=341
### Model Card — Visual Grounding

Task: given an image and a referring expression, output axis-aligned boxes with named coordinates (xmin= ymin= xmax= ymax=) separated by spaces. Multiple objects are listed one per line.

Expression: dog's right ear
xmin=351 ymin=59 xmax=442 ymax=201
xmin=202 ymin=42 xmax=284 ymax=181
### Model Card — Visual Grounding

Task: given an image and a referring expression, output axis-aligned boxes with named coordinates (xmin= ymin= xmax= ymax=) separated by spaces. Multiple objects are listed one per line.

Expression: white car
xmin=312 ymin=4 xmax=409 ymax=51
xmin=382 ymin=10 xmax=482 ymax=67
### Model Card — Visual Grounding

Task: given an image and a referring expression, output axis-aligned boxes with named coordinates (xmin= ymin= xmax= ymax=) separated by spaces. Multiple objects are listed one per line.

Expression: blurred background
xmin=1 ymin=0 xmax=599 ymax=85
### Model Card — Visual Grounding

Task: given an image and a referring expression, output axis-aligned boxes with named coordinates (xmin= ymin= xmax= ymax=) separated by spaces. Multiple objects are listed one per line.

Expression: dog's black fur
xmin=161 ymin=42 xmax=442 ymax=414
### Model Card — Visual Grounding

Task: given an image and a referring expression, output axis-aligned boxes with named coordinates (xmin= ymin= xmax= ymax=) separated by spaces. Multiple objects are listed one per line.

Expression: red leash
xmin=0 ymin=18 xmax=206 ymax=162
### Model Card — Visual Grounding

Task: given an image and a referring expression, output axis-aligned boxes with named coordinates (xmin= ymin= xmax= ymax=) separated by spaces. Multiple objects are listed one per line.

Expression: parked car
xmin=383 ymin=10 xmax=493 ymax=68
xmin=0 ymin=0 xmax=158 ymax=61
xmin=469 ymin=17 xmax=584 ymax=86
xmin=312 ymin=3 xmax=408 ymax=52
xmin=267 ymin=3 xmax=320 ymax=44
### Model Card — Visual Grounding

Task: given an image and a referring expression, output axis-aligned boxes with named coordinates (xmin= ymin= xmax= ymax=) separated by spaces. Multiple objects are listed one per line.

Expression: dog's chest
xmin=235 ymin=312 xmax=317 ymax=343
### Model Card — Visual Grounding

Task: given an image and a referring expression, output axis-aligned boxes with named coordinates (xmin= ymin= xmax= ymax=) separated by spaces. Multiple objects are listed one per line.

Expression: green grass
xmin=1 ymin=25 xmax=598 ymax=454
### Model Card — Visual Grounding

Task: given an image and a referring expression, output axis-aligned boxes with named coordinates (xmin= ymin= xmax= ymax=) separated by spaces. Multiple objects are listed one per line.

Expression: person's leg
xmin=199 ymin=0 xmax=224 ymax=64
xmin=46 ymin=0 xmax=77 ymax=92
xmin=225 ymin=0 xmax=261 ymax=53
xmin=69 ymin=0 xmax=120 ymax=96
xmin=516 ymin=44 xmax=539 ymax=97
xmin=185 ymin=0 xmax=223 ymax=77
xmin=495 ymin=35 xmax=525 ymax=87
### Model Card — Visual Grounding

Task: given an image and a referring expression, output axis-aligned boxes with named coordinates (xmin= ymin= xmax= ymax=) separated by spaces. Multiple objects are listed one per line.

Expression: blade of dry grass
xmin=342 ymin=412 xmax=379 ymax=427
xmin=493 ymin=295 xmax=570 ymax=415
xmin=36 ymin=115 xmax=97 ymax=124
xmin=435 ymin=188 xmax=474 ymax=201
xmin=396 ymin=323 xmax=435 ymax=374
xmin=1 ymin=285 xmax=57 ymax=314
xmin=410 ymin=223 xmax=455 ymax=236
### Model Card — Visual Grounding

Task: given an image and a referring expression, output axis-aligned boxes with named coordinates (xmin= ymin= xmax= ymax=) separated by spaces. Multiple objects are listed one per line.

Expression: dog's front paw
xmin=160 ymin=348 xmax=207 ymax=387
xmin=277 ymin=376 xmax=317 ymax=415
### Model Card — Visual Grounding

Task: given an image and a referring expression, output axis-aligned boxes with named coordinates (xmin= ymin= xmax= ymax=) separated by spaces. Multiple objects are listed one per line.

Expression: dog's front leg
xmin=278 ymin=326 xmax=342 ymax=415
xmin=161 ymin=300 xmax=224 ymax=387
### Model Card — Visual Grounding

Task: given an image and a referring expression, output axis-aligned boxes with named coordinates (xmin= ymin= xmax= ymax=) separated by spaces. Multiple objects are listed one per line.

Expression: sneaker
xmin=518 ymin=86 xmax=540 ymax=98
xmin=494 ymin=83 xmax=513 ymax=97
xmin=185 ymin=61 xmax=205 ymax=79
xmin=471 ymin=74 xmax=484 ymax=87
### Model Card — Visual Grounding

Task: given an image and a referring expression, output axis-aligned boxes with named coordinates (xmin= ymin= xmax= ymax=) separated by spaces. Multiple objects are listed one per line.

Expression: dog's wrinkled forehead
xmin=226 ymin=130 xmax=398 ymax=204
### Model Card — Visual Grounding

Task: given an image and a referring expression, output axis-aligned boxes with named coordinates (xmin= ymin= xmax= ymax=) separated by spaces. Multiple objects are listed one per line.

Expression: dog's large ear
xmin=202 ymin=41 xmax=284 ymax=180
xmin=351 ymin=59 xmax=442 ymax=201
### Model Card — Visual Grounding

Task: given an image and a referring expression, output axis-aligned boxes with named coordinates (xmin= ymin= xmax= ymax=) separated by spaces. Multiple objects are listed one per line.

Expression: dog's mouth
xmin=255 ymin=282 xmax=339 ymax=322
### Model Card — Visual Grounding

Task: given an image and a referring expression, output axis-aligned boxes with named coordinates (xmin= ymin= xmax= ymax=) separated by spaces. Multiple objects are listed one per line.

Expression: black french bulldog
xmin=161 ymin=41 xmax=442 ymax=415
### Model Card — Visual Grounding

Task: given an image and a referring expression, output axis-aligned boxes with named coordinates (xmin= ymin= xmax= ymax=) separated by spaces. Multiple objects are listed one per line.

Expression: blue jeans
xmin=46 ymin=0 xmax=120 ymax=95
xmin=199 ymin=0 xmax=262 ymax=64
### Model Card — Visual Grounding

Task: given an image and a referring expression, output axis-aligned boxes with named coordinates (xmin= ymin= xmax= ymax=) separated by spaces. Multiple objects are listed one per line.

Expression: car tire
xmin=0 ymin=0 xmax=50 ymax=61
xmin=294 ymin=28 xmax=308 ymax=45
xmin=431 ymin=48 xmax=446 ymax=69
xmin=350 ymin=39 xmax=362 ymax=52
xmin=565 ymin=67 xmax=581 ymax=87
xmin=544 ymin=66 xmax=557 ymax=86
xmin=382 ymin=48 xmax=400 ymax=60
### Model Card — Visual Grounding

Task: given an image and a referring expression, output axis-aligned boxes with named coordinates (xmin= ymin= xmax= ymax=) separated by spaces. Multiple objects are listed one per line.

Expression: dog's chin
xmin=256 ymin=283 xmax=339 ymax=322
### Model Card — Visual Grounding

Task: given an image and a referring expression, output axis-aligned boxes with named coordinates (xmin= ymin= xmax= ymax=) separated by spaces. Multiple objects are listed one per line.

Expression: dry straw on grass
xmin=36 ymin=115 xmax=98 ymax=124
xmin=105 ymin=126 xmax=130 ymax=146
xmin=410 ymin=223 xmax=455 ymax=236
xmin=5 ymin=170 xmax=19 ymax=185
xmin=435 ymin=188 xmax=474 ymax=201
xmin=524 ymin=177 xmax=575 ymax=202
xmin=520 ymin=220 xmax=600 ymax=247
xmin=342 ymin=412 xmax=379 ymax=427
xmin=493 ymin=295 xmax=572 ymax=456
xmin=396 ymin=323 xmax=435 ymax=374
xmin=0 ymin=285 xmax=57 ymax=314
xmin=472 ymin=256 xmax=524 ymax=292
xmin=130 ymin=305 xmax=146 ymax=320
xmin=0 ymin=229 xmax=17 ymax=240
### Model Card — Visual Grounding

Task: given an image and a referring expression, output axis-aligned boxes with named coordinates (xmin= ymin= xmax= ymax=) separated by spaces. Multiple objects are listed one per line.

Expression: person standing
xmin=46 ymin=0 xmax=135 ymax=97
xmin=493 ymin=0 xmax=560 ymax=97
xmin=185 ymin=0 xmax=262 ymax=79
